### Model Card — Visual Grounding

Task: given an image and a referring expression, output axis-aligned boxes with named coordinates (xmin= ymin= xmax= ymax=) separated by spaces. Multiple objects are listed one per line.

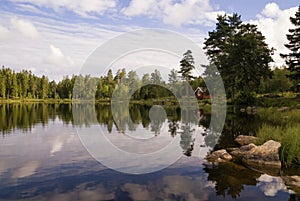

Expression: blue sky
xmin=0 ymin=0 xmax=299 ymax=81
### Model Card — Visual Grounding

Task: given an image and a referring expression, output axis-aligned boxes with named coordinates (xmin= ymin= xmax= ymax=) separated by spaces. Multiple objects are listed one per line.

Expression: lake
xmin=0 ymin=103 xmax=299 ymax=200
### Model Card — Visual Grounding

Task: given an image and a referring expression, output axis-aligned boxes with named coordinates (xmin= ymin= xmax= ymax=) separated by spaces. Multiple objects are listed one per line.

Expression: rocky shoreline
xmin=206 ymin=135 xmax=300 ymax=193
xmin=207 ymin=135 xmax=281 ymax=175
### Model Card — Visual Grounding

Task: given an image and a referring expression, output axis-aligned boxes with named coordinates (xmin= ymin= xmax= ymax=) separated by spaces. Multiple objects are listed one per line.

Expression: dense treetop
xmin=281 ymin=6 xmax=300 ymax=81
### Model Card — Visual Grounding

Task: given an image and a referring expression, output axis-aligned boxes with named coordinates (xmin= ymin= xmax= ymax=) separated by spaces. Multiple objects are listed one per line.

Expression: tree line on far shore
xmin=0 ymin=64 xmax=204 ymax=100
xmin=0 ymin=64 xmax=296 ymax=101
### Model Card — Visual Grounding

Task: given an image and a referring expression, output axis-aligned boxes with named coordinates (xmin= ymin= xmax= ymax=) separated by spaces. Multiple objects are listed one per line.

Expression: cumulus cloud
xmin=250 ymin=3 xmax=298 ymax=66
xmin=11 ymin=0 xmax=117 ymax=17
xmin=10 ymin=17 xmax=39 ymax=38
xmin=122 ymin=0 xmax=224 ymax=27
xmin=262 ymin=2 xmax=280 ymax=18
xmin=45 ymin=44 xmax=74 ymax=68
xmin=122 ymin=0 xmax=158 ymax=16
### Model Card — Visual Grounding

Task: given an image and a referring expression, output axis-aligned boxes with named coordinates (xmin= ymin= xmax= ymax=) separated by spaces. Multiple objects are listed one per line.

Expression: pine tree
xmin=178 ymin=50 xmax=195 ymax=82
xmin=40 ymin=75 xmax=49 ymax=99
xmin=11 ymin=72 xmax=19 ymax=98
xmin=280 ymin=6 xmax=300 ymax=80
xmin=178 ymin=50 xmax=195 ymax=97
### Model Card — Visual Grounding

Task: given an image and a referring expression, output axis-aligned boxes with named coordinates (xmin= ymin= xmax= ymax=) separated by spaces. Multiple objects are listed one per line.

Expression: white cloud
xmin=45 ymin=44 xmax=74 ymax=68
xmin=11 ymin=17 xmax=39 ymax=38
xmin=262 ymin=2 xmax=280 ymax=18
xmin=122 ymin=0 xmax=158 ymax=16
xmin=11 ymin=0 xmax=117 ymax=17
xmin=163 ymin=0 xmax=223 ymax=27
xmin=122 ymin=0 xmax=224 ymax=27
xmin=250 ymin=3 xmax=298 ymax=66
xmin=0 ymin=12 xmax=126 ymax=81
xmin=0 ymin=25 xmax=9 ymax=39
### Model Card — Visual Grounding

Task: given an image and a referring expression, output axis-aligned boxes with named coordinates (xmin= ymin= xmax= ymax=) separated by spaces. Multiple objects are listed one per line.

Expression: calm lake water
xmin=0 ymin=103 xmax=299 ymax=200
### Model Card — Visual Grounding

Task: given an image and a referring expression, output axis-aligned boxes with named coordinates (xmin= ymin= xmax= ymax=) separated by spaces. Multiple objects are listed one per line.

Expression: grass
xmin=256 ymin=108 xmax=300 ymax=166
xmin=256 ymin=95 xmax=300 ymax=107
xmin=258 ymin=108 xmax=300 ymax=127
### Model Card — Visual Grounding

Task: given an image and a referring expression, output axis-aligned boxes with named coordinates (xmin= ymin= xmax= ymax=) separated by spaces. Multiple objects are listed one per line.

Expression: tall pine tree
xmin=280 ymin=6 xmax=300 ymax=80
xmin=178 ymin=50 xmax=195 ymax=82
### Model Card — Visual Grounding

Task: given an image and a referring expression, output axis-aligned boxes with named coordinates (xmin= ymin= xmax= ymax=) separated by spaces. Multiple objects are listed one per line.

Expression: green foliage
xmin=178 ymin=50 xmax=195 ymax=82
xmin=203 ymin=13 xmax=273 ymax=106
xmin=256 ymin=96 xmax=300 ymax=107
xmin=280 ymin=6 xmax=300 ymax=80
xmin=259 ymin=66 xmax=294 ymax=94
xmin=0 ymin=63 xmax=209 ymax=102
xmin=234 ymin=91 xmax=256 ymax=107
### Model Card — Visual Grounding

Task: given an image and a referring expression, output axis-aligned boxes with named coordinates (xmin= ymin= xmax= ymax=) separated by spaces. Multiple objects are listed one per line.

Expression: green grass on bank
xmin=256 ymin=108 xmax=300 ymax=166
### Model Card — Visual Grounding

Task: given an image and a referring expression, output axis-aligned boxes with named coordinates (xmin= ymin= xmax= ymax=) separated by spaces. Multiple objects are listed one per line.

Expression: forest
xmin=0 ymin=65 xmax=297 ymax=102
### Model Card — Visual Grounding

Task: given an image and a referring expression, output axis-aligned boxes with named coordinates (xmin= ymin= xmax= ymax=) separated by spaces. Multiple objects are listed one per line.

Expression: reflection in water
xmin=149 ymin=105 xmax=167 ymax=135
xmin=49 ymin=136 xmax=64 ymax=157
xmin=257 ymin=174 xmax=288 ymax=197
xmin=179 ymin=123 xmax=195 ymax=156
xmin=12 ymin=161 xmax=40 ymax=179
xmin=0 ymin=103 xmax=299 ymax=200
xmin=204 ymin=161 xmax=261 ymax=198
xmin=0 ymin=103 xmax=73 ymax=134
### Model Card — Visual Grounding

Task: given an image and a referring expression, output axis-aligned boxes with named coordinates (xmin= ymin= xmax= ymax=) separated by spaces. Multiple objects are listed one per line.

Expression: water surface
xmin=0 ymin=103 xmax=298 ymax=200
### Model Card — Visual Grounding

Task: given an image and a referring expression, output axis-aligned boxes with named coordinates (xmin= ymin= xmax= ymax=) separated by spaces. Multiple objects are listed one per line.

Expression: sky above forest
xmin=0 ymin=0 xmax=299 ymax=81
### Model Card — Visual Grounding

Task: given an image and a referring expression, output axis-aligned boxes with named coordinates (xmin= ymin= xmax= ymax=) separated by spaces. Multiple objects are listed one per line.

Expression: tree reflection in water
xmin=204 ymin=161 xmax=261 ymax=198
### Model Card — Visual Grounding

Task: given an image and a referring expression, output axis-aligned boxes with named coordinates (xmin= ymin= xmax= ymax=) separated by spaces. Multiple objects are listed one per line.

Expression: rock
xmin=283 ymin=176 xmax=300 ymax=188
xmin=235 ymin=135 xmax=258 ymax=146
xmin=230 ymin=140 xmax=281 ymax=175
xmin=226 ymin=147 xmax=239 ymax=152
xmin=206 ymin=149 xmax=233 ymax=162
xmin=230 ymin=143 xmax=256 ymax=157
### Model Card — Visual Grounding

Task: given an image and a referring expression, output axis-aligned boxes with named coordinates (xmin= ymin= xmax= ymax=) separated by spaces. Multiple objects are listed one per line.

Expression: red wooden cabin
xmin=194 ymin=87 xmax=210 ymax=100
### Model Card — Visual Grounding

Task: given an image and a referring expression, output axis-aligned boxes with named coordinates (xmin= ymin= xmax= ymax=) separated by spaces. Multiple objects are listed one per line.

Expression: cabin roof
xmin=194 ymin=87 xmax=205 ymax=93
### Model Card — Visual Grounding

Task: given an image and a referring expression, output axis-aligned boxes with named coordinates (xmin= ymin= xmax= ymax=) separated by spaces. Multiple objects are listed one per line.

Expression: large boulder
xmin=230 ymin=140 xmax=281 ymax=175
xmin=235 ymin=135 xmax=258 ymax=146
xmin=206 ymin=149 xmax=233 ymax=162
